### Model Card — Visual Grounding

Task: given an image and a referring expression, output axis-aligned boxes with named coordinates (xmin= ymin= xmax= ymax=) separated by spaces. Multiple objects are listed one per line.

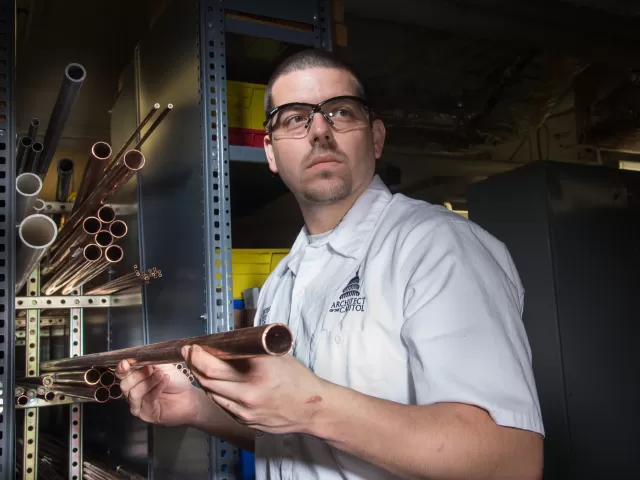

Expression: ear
xmin=371 ymin=119 xmax=386 ymax=160
xmin=264 ymin=134 xmax=278 ymax=174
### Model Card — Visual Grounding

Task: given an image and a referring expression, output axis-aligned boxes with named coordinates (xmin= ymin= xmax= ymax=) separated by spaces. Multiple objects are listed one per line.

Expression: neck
xmin=298 ymin=182 xmax=369 ymax=235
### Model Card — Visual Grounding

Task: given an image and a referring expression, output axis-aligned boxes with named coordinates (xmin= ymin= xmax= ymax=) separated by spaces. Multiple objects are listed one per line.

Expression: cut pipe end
xmin=83 ymin=243 xmax=103 ymax=262
xmin=105 ymin=245 xmax=124 ymax=263
xmin=85 ymin=368 xmax=101 ymax=385
xmin=33 ymin=199 xmax=45 ymax=212
xmin=66 ymin=63 xmax=86 ymax=82
xmin=262 ymin=324 xmax=294 ymax=355
xmin=83 ymin=216 xmax=101 ymax=235
xmin=16 ymin=172 xmax=43 ymax=197
xmin=95 ymin=387 xmax=110 ymax=403
xmin=123 ymin=150 xmax=145 ymax=171
xmin=30 ymin=118 xmax=40 ymax=127
xmin=109 ymin=220 xmax=127 ymax=238
xmin=109 ymin=384 xmax=123 ymax=400
xmin=19 ymin=214 xmax=57 ymax=250
xmin=92 ymin=141 xmax=112 ymax=160
xmin=97 ymin=205 xmax=116 ymax=224
xmin=57 ymin=157 xmax=74 ymax=173
xmin=32 ymin=142 xmax=43 ymax=152
xmin=95 ymin=230 xmax=113 ymax=248
xmin=20 ymin=136 xmax=32 ymax=147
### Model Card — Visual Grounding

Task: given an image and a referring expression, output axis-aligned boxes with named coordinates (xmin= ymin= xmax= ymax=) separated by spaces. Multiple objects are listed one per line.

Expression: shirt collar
xmin=285 ymin=175 xmax=392 ymax=275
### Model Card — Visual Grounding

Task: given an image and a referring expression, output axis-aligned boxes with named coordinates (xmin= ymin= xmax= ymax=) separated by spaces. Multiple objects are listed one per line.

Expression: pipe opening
xmin=57 ymin=158 xmax=74 ymax=173
xmin=105 ymin=245 xmax=124 ymax=263
xmin=83 ymin=217 xmax=101 ymax=235
xmin=30 ymin=118 xmax=40 ymax=127
xmin=109 ymin=220 xmax=127 ymax=238
xmin=44 ymin=391 xmax=55 ymax=401
xmin=95 ymin=387 xmax=110 ymax=403
xmin=66 ymin=63 xmax=86 ymax=82
xmin=99 ymin=371 xmax=116 ymax=387
xmin=92 ymin=141 xmax=112 ymax=160
xmin=34 ymin=199 xmax=46 ymax=212
xmin=85 ymin=369 xmax=101 ymax=385
xmin=17 ymin=395 xmax=29 ymax=406
xmin=95 ymin=230 xmax=113 ymax=248
xmin=123 ymin=150 xmax=145 ymax=170
xmin=21 ymin=136 xmax=32 ymax=147
xmin=16 ymin=173 xmax=42 ymax=196
xmin=32 ymin=142 xmax=43 ymax=152
xmin=19 ymin=215 xmax=57 ymax=249
xmin=97 ymin=206 xmax=116 ymax=223
xmin=109 ymin=384 xmax=123 ymax=400
xmin=83 ymin=244 xmax=102 ymax=261
xmin=264 ymin=324 xmax=294 ymax=355
xmin=42 ymin=376 xmax=53 ymax=387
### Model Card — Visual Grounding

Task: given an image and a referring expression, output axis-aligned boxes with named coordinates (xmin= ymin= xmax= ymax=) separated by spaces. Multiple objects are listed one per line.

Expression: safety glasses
xmin=264 ymin=95 xmax=372 ymax=140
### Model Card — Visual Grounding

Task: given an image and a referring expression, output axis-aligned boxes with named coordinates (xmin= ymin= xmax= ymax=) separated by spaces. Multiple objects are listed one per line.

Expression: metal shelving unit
xmin=4 ymin=0 xmax=335 ymax=479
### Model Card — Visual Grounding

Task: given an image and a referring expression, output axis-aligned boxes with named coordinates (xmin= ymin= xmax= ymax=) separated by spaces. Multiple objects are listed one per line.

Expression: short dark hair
xmin=264 ymin=48 xmax=367 ymax=118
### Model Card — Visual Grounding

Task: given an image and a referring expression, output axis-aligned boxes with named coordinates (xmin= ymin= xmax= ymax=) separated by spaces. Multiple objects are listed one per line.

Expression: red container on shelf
xmin=228 ymin=127 xmax=267 ymax=148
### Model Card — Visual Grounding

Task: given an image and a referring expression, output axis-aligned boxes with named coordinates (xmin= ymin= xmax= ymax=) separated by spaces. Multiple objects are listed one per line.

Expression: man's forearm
xmin=308 ymin=382 xmax=543 ymax=480
xmin=189 ymin=389 xmax=256 ymax=452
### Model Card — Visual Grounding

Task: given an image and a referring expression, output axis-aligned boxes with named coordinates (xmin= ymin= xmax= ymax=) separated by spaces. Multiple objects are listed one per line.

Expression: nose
xmin=307 ymin=111 xmax=335 ymax=146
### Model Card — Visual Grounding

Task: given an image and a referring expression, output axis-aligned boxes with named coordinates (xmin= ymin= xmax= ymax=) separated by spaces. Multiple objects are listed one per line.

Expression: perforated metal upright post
xmin=23 ymin=267 xmax=41 ymax=480
xmin=0 ymin=1 xmax=16 ymax=478
xmin=69 ymin=289 xmax=84 ymax=480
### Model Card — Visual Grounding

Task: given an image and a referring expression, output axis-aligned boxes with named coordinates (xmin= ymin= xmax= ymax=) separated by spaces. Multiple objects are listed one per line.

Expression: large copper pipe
xmin=97 ymin=205 xmax=116 ymax=225
xmin=42 ymin=216 xmax=101 ymax=275
xmin=41 ymin=244 xmax=102 ymax=295
xmin=49 ymin=384 xmax=110 ymax=403
xmin=72 ymin=141 xmax=112 ymax=212
xmin=55 ymin=150 xmax=145 ymax=247
xmin=40 ymin=323 xmax=294 ymax=371
xmin=43 ymin=368 xmax=101 ymax=386
xmin=108 ymin=219 xmax=127 ymax=239
xmin=94 ymin=230 xmax=113 ymax=248
xmin=109 ymin=384 xmax=123 ymax=400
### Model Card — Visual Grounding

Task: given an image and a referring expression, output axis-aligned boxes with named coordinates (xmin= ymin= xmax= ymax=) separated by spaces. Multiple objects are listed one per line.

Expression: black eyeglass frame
xmin=263 ymin=95 xmax=373 ymax=133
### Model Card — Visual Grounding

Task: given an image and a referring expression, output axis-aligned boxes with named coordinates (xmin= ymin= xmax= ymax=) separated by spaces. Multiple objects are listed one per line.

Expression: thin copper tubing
xmin=54 ymin=150 xmax=145 ymax=248
xmin=42 ymin=368 xmax=101 ymax=386
xmin=60 ymin=245 xmax=123 ymax=295
xmin=72 ymin=141 xmax=112 ymax=213
xmin=40 ymin=323 xmax=294 ymax=371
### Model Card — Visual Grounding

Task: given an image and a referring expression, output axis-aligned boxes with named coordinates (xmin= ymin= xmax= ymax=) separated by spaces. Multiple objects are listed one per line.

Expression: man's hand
xmin=115 ymin=360 xmax=207 ymax=427
xmin=182 ymin=344 xmax=327 ymax=435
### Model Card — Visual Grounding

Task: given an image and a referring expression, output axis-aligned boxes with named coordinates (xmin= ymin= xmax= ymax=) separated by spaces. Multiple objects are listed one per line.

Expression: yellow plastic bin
xmin=227 ymin=81 xmax=267 ymax=131
xmin=231 ymin=249 xmax=289 ymax=299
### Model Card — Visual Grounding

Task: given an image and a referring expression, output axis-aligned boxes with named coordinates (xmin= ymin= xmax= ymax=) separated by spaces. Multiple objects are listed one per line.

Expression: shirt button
xmin=335 ymin=335 xmax=342 ymax=344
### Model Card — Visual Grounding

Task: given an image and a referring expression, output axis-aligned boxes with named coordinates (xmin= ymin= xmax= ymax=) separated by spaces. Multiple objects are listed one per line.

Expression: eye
xmin=283 ymin=114 xmax=306 ymax=127
xmin=329 ymin=107 xmax=354 ymax=118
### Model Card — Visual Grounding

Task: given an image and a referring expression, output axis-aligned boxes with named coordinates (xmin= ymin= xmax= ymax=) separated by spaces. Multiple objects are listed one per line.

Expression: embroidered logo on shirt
xmin=258 ymin=307 xmax=270 ymax=325
xmin=329 ymin=270 xmax=366 ymax=313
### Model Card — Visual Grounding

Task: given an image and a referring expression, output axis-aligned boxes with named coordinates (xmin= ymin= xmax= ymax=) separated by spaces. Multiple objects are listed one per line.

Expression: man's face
xmin=264 ymin=68 xmax=386 ymax=204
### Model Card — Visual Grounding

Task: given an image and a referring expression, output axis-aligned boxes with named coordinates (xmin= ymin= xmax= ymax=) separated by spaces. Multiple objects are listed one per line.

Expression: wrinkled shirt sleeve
xmin=400 ymin=220 xmax=545 ymax=435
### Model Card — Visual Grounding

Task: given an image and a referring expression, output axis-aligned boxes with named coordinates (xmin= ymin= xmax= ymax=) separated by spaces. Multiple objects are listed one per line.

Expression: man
xmin=116 ymin=49 xmax=545 ymax=479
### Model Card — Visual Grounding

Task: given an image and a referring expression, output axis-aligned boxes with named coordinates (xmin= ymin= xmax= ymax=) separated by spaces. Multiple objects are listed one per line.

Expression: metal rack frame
xmin=4 ymin=0 xmax=335 ymax=478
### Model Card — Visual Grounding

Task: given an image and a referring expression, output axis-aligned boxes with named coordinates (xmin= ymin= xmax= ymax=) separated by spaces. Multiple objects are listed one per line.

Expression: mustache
xmin=303 ymin=147 xmax=348 ymax=168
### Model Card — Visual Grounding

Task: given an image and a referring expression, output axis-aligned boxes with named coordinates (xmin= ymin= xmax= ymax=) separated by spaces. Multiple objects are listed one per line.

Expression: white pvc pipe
xmin=16 ymin=214 xmax=58 ymax=294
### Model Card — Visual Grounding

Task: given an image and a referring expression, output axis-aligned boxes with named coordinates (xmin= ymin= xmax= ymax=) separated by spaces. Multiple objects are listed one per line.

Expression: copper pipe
xmin=107 ymin=102 xmax=160 ymax=171
xmin=49 ymin=384 xmax=110 ymax=403
xmin=94 ymin=230 xmax=113 ymax=248
xmin=73 ymin=141 xmax=112 ymax=212
xmin=15 ymin=386 xmax=25 ymax=396
xmin=55 ymin=150 xmax=145 ymax=248
xmin=43 ymin=368 xmax=101 ymax=386
xmin=97 ymin=205 xmax=116 ymax=225
xmin=108 ymin=219 xmax=127 ymax=239
xmin=16 ymin=395 xmax=29 ymax=406
xmin=134 ymin=103 xmax=174 ymax=150
xmin=40 ymin=391 xmax=56 ymax=401
xmin=41 ymin=323 xmax=293 ymax=371
xmin=99 ymin=371 xmax=115 ymax=387
xmin=43 ymin=216 xmax=101 ymax=275
xmin=59 ymin=244 xmax=121 ymax=294
xmin=109 ymin=384 xmax=123 ymax=400
xmin=41 ymin=244 xmax=102 ymax=295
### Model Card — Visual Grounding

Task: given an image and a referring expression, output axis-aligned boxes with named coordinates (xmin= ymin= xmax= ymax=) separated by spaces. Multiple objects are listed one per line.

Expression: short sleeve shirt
xmin=253 ymin=175 xmax=544 ymax=479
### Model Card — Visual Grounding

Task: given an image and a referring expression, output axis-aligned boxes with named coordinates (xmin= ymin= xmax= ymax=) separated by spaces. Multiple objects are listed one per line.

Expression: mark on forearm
xmin=305 ymin=395 xmax=323 ymax=404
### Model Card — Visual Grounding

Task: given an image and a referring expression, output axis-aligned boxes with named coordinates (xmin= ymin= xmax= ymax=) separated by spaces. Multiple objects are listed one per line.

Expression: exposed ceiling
xmin=13 ymin=0 xmax=640 ymax=211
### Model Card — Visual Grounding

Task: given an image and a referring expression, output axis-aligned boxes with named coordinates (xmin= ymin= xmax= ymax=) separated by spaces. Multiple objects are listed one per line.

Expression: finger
xmin=186 ymin=344 xmax=245 ymax=382
xmin=119 ymin=365 xmax=154 ymax=395
xmin=139 ymin=374 xmax=170 ymax=422
xmin=115 ymin=359 xmax=131 ymax=380
xmin=128 ymin=370 xmax=166 ymax=417
xmin=190 ymin=368 xmax=248 ymax=404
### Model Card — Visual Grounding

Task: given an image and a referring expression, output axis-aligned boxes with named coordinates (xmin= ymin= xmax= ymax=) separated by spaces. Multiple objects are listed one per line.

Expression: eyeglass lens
xmin=270 ymin=98 xmax=369 ymax=139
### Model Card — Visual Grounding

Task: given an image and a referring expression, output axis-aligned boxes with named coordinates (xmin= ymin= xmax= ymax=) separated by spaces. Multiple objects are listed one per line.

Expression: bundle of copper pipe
xmin=41 ymin=204 xmax=128 ymax=295
xmin=40 ymin=323 xmax=294 ymax=372
xmin=86 ymin=265 xmax=162 ymax=295
xmin=15 ymin=367 xmax=123 ymax=406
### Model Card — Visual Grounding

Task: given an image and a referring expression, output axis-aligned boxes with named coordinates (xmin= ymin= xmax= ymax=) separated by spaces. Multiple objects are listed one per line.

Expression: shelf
xmin=15 ymin=293 xmax=142 ymax=310
xmin=230 ymin=145 xmax=268 ymax=163
xmin=225 ymin=16 xmax=317 ymax=46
